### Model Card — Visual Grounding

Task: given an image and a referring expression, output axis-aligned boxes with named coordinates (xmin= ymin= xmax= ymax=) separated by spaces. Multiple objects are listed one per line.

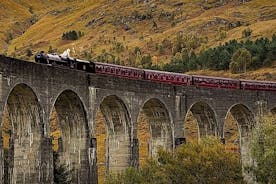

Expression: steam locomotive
xmin=34 ymin=51 xmax=276 ymax=91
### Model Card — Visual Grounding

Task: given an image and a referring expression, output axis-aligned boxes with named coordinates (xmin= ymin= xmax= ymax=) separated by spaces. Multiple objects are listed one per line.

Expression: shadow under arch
xmin=223 ymin=103 xmax=255 ymax=182
xmin=184 ymin=101 xmax=218 ymax=141
xmin=137 ymin=98 xmax=173 ymax=165
xmin=95 ymin=95 xmax=131 ymax=175
xmin=1 ymin=83 xmax=43 ymax=184
xmin=49 ymin=89 xmax=90 ymax=184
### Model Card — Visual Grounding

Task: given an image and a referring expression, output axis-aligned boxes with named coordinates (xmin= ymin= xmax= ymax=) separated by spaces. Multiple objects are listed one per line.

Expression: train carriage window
xmin=96 ymin=65 xmax=102 ymax=71
xmin=83 ymin=64 xmax=87 ymax=71
xmin=157 ymin=74 xmax=160 ymax=80
xmin=105 ymin=67 xmax=109 ymax=72
xmin=129 ymin=70 xmax=133 ymax=77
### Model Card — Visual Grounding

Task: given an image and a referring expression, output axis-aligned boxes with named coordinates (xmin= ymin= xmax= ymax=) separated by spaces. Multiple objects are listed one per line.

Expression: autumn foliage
xmin=105 ymin=137 xmax=244 ymax=184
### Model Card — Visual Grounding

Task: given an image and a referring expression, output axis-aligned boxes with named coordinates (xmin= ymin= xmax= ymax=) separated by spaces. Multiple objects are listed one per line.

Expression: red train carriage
xmin=144 ymin=69 xmax=191 ymax=85
xmin=241 ymin=80 xmax=276 ymax=91
xmin=94 ymin=62 xmax=144 ymax=80
xmin=192 ymin=75 xmax=240 ymax=89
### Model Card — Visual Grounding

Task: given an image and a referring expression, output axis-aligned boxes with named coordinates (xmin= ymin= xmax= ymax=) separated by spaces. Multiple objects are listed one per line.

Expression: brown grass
xmin=0 ymin=0 xmax=274 ymax=64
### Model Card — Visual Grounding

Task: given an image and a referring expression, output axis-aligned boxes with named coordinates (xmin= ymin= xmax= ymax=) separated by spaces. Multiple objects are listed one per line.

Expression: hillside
xmin=1 ymin=1 xmax=275 ymax=183
xmin=0 ymin=0 xmax=275 ymax=67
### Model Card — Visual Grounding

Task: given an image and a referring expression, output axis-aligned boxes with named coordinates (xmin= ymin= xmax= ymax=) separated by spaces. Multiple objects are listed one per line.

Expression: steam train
xmin=34 ymin=51 xmax=276 ymax=91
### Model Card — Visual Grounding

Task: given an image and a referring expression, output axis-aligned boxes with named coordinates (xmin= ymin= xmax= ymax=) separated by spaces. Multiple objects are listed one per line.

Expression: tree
xmin=53 ymin=152 xmax=73 ymax=184
xmin=105 ymin=137 xmax=243 ymax=184
xmin=141 ymin=54 xmax=152 ymax=68
xmin=5 ymin=32 xmax=13 ymax=44
xmin=242 ymin=27 xmax=252 ymax=39
xmin=48 ymin=45 xmax=55 ymax=53
xmin=230 ymin=48 xmax=251 ymax=73
xmin=250 ymin=115 xmax=276 ymax=184
xmin=62 ymin=30 xmax=79 ymax=40
xmin=26 ymin=48 xmax=33 ymax=57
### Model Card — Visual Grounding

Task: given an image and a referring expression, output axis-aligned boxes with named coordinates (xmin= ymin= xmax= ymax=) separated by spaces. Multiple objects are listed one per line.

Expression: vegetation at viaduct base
xmin=105 ymin=137 xmax=244 ymax=184
xmin=249 ymin=115 xmax=276 ymax=184
xmin=103 ymin=113 xmax=276 ymax=184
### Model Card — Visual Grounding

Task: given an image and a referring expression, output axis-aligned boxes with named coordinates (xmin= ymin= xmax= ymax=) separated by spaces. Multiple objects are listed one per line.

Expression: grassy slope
xmin=187 ymin=65 xmax=276 ymax=81
xmin=0 ymin=0 xmax=275 ymax=62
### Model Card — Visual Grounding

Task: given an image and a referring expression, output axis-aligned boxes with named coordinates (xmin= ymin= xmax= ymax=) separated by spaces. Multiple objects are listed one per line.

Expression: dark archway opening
xmin=1 ymin=84 xmax=42 ymax=184
xmin=96 ymin=95 xmax=131 ymax=177
xmin=184 ymin=102 xmax=217 ymax=142
xmin=224 ymin=113 xmax=240 ymax=152
xmin=137 ymin=98 xmax=172 ymax=166
xmin=50 ymin=90 xmax=89 ymax=184
xmin=224 ymin=104 xmax=255 ymax=182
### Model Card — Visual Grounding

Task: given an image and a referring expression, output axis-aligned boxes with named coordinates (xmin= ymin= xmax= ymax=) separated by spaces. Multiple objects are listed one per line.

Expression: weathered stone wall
xmin=0 ymin=55 xmax=275 ymax=183
xmin=0 ymin=56 xmax=90 ymax=184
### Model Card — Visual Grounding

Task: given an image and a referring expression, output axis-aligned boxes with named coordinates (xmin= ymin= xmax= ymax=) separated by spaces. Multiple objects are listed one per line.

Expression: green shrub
xmin=105 ymin=137 xmax=243 ymax=184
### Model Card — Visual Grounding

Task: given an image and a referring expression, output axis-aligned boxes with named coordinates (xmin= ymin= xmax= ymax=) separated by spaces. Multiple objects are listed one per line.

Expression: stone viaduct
xmin=0 ymin=55 xmax=275 ymax=183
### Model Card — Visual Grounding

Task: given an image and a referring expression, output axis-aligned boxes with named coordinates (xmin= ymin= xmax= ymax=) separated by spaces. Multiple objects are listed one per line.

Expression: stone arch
xmin=224 ymin=104 xmax=255 ymax=138
xmin=223 ymin=104 xmax=255 ymax=182
xmin=137 ymin=98 xmax=173 ymax=162
xmin=50 ymin=89 xmax=90 ymax=184
xmin=1 ymin=83 xmax=43 ymax=184
xmin=96 ymin=95 xmax=131 ymax=174
xmin=184 ymin=101 xmax=218 ymax=140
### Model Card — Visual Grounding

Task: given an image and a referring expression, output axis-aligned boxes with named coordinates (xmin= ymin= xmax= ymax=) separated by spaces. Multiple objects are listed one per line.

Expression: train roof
xmin=192 ymin=75 xmax=240 ymax=81
xmin=143 ymin=69 xmax=190 ymax=76
xmin=240 ymin=79 xmax=276 ymax=84
xmin=94 ymin=62 xmax=143 ymax=71
xmin=75 ymin=58 xmax=90 ymax=64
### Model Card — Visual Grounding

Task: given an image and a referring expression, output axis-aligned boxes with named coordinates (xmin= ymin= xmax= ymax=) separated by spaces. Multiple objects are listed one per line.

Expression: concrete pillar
xmin=131 ymin=138 xmax=139 ymax=169
xmin=89 ymin=138 xmax=97 ymax=184
xmin=40 ymin=137 xmax=54 ymax=183
xmin=53 ymin=91 xmax=90 ymax=184
xmin=0 ymin=136 xmax=3 ymax=184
